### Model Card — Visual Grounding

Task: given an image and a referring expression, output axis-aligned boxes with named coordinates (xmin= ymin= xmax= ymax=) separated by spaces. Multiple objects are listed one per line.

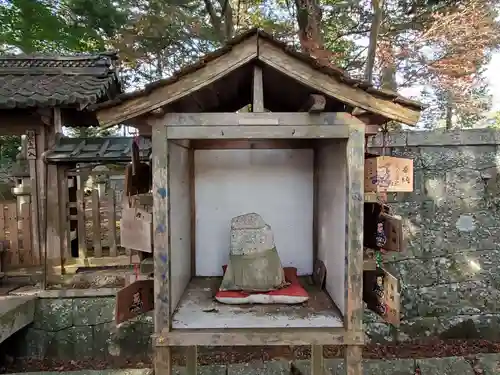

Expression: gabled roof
xmin=93 ymin=29 xmax=423 ymax=127
xmin=44 ymin=136 xmax=151 ymax=164
xmin=0 ymin=52 xmax=121 ymax=109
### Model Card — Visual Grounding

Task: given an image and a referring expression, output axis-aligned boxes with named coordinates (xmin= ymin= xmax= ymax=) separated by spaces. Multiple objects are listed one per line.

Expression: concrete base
xmin=0 ymin=295 xmax=36 ymax=344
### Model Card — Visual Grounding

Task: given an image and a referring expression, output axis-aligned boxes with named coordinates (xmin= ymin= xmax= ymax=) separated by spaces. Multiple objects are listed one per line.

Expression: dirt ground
xmin=2 ymin=338 xmax=500 ymax=372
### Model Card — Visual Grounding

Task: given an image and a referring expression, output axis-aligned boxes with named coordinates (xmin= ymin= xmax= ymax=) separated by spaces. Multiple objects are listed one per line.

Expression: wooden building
xmin=93 ymin=29 xmax=423 ymax=375
xmin=0 ymin=52 xmax=121 ymax=273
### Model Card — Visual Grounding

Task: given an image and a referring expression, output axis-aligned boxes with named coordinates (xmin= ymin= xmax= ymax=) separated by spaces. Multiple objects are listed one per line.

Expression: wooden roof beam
xmin=257 ymin=39 xmax=420 ymax=125
xmin=301 ymin=94 xmax=326 ymax=113
xmin=96 ymin=35 xmax=259 ymax=128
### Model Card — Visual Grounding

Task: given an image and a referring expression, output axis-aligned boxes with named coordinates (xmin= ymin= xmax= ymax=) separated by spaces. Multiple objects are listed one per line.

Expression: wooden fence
xmin=66 ymin=188 xmax=129 ymax=261
xmin=1 ymin=170 xmax=130 ymax=271
xmin=0 ymin=202 xmax=35 ymax=271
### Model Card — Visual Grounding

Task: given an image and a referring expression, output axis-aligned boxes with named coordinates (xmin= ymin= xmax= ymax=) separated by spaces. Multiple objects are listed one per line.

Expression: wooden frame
xmin=152 ymin=112 xmax=365 ymax=375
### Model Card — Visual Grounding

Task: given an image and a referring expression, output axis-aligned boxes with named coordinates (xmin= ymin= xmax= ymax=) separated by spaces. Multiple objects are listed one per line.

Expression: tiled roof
xmin=0 ymin=53 xmax=121 ymax=109
xmin=44 ymin=136 xmax=151 ymax=164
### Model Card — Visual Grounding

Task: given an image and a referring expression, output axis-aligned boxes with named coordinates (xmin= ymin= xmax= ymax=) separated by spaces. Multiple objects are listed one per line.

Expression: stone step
xmin=0 ymin=295 xmax=36 ymax=344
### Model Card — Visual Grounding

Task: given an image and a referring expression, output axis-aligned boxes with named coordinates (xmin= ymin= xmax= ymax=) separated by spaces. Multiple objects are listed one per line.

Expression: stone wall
xmin=366 ymin=128 xmax=500 ymax=342
xmin=2 ymin=290 xmax=152 ymax=360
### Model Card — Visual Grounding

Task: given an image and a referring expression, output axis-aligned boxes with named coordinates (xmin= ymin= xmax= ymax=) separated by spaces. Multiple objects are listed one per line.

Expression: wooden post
xmin=76 ymin=188 xmax=87 ymax=260
xmin=26 ymin=129 xmax=40 ymax=265
xmin=152 ymin=119 xmax=172 ymax=374
xmin=107 ymin=188 xmax=118 ymax=257
xmin=311 ymin=345 xmax=324 ymax=375
xmin=92 ymin=189 xmax=102 ymax=257
xmin=344 ymin=118 xmax=365 ymax=375
xmin=252 ymin=66 xmax=264 ymax=112
xmin=58 ymin=167 xmax=70 ymax=272
xmin=186 ymin=346 xmax=197 ymax=375
xmin=45 ymin=110 xmax=63 ymax=275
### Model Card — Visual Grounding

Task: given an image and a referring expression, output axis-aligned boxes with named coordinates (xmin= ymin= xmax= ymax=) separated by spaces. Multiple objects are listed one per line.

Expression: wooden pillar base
xmin=186 ymin=345 xmax=197 ymax=375
xmin=154 ymin=346 xmax=172 ymax=375
xmin=345 ymin=345 xmax=363 ymax=375
xmin=311 ymin=345 xmax=324 ymax=375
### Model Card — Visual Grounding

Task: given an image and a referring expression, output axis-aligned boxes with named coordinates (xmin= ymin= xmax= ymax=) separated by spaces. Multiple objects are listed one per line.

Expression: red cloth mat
xmin=215 ymin=266 xmax=309 ymax=305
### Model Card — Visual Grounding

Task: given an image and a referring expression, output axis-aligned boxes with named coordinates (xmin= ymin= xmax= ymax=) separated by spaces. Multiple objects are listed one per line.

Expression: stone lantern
xmin=92 ymin=165 xmax=109 ymax=198
xmin=11 ymin=136 xmax=31 ymax=213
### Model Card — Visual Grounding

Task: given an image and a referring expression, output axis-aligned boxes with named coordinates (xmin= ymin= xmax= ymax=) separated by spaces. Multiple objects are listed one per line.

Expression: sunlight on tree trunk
xmin=365 ymin=0 xmax=384 ymax=83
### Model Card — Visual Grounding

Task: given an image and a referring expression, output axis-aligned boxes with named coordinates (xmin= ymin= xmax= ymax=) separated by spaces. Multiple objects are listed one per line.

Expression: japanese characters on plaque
xmin=26 ymin=130 xmax=36 ymax=160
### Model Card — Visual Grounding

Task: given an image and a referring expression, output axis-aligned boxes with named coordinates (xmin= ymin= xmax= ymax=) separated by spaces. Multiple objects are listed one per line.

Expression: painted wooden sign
xmin=115 ymin=279 xmax=154 ymax=324
xmin=26 ymin=130 xmax=36 ymax=160
xmin=120 ymin=205 xmax=152 ymax=253
xmin=363 ymin=268 xmax=400 ymax=327
xmin=380 ymin=212 xmax=404 ymax=252
xmin=365 ymin=156 xmax=413 ymax=193
xmin=312 ymin=259 xmax=326 ymax=288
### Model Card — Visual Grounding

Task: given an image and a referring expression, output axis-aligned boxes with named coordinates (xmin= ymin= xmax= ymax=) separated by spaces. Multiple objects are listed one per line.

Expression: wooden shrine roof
xmin=44 ymin=136 xmax=151 ymax=164
xmin=0 ymin=53 xmax=121 ymax=109
xmin=93 ymin=29 xmax=424 ymax=128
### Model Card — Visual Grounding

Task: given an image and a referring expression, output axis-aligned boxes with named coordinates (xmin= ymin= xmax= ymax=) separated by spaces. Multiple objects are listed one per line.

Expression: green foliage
xmin=0 ymin=135 xmax=21 ymax=165
xmin=65 ymin=126 xmax=120 ymax=138
xmin=0 ymin=0 xmax=497 ymax=130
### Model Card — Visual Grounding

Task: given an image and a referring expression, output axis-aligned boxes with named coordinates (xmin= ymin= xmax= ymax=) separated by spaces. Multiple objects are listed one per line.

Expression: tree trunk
xmin=204 ymin=0 xmax=234 ymax=43
xmin=364 ymin=0 xmax=384 ymax=83
xmin=294 ymin=0 xmax=323 ymax=53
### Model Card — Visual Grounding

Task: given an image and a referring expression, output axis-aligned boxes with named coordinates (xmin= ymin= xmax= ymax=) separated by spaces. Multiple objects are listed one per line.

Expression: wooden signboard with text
xmin=115 ymin=279 xmax=154 ymax=324
xmin=120 ymin=205 xmax=152 ymax=253
xmin=363 ymin=268 xmax=400 ymax=327
xmin=365 ymin=156 xmax=413 ymax=193
xmin=380 ymin=212 xmax=404 ymax=252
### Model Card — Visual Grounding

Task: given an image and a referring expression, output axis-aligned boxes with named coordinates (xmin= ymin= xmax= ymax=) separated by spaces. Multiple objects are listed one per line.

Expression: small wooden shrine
xmin=0 ymin=52 xmax=121 ymax=275
xmin=93 ymin=29 xmax=422 ymax=375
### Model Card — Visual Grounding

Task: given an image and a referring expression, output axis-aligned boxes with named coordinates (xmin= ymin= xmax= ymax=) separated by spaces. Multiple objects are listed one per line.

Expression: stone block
xmin=417 ymin=145 xmax=496 ymax=175
xmin=72 ymin=297 xmax=115 ymax=326
xmin=0 ymin=296 xmax=35 ymax=345
xmin=227 ymin=360 xmax=289 ymax=375
xmin=399 ymin=317 xmax=439 ymax=341
xmin=437 ymin=314 xmax=500 ymax=340
xmin=409 ymin=281 xmax=500 ymax=318
xmin=96 ymin=320 xmax=153 ymax=358
xmin=45 ymin=326 xmax=94 ymax=360
xmin=437 ymin=249 xmax=500 ymax=284
xmin=386 ymin=257 xmax=438 ymax=287
xmin=14 ymin=327 xmax=55 ymax=358
xmin=33 ymin=298 xmax=73 ymax=331
xmin=364 ymin=322 xmax=394 ymax=343
xmin=416 ymin=357 xmax=474 ymax=375
xmin=363 ymin=359 xmax=415 ymax=374
xmin=174 ymin=365 xmax=226 ymax=375
xmin=476 ymin=353 xmax=500 ymax=375
xmin=368 ymin=132 xmax=407 ymax=148
xmin=421 ymin=200 xmax=500 ymax=254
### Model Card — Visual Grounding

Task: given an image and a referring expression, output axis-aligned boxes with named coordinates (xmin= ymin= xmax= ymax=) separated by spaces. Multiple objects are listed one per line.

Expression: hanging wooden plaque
xmin=115 ymin=279 xmax=154 ymax=324
xmin=26 ymin=130 xmax=36 ymax=160
xmin=365 ymin=156 xmax=413 ymax=193
xmin=380 ymin=212 xmax=404 ymax=252
xmin=120 ymin=205 xmax=152 ymax=253
xmin=363 ymin=268 xmax=400 ymax=327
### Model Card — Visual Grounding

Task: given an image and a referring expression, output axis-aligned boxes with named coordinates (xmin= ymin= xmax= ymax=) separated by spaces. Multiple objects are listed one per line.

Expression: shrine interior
xmin=168 ymin=138 xmax=348 ymax=330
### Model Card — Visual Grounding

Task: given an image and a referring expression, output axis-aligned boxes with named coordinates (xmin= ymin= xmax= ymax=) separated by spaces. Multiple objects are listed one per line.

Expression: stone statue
xmin=220 ymin=213 xmax=287 ymax=292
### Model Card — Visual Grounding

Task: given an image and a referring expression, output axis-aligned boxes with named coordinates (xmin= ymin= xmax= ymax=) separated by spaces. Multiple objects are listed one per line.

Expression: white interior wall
xmin=194 ymin=149 xmax=314 ymax=276
xmin=317 ymin=140 xmax=346 ymax=313
xmin=168 ymin=141 xmax=192 ymax=311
